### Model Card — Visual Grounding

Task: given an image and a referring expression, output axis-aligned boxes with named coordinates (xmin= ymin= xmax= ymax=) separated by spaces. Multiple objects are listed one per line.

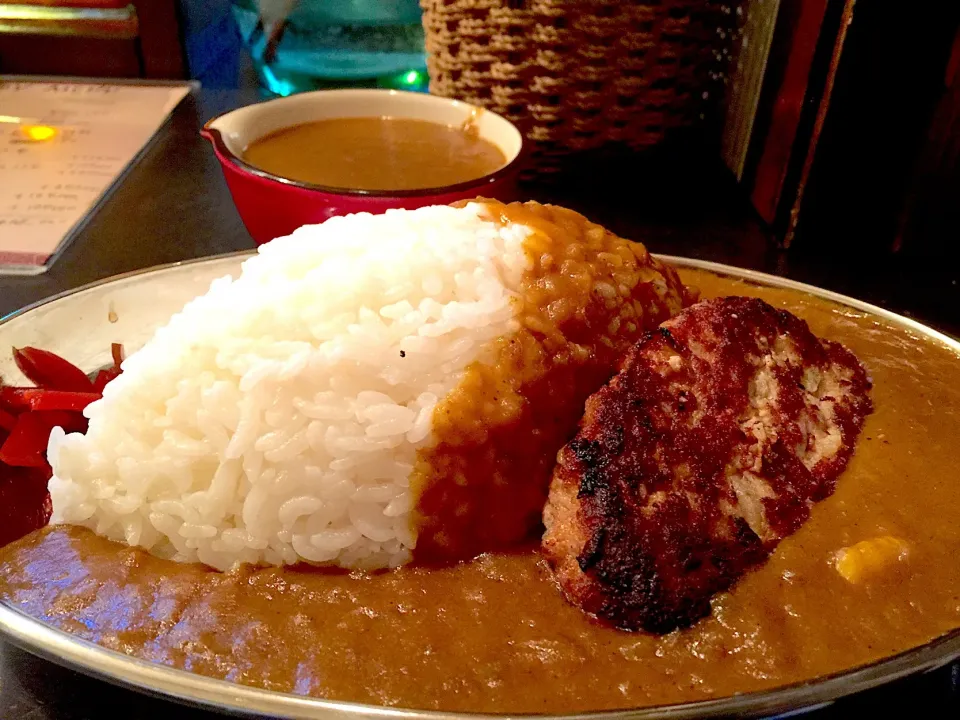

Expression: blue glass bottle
xmin=232 ymin=0 xmax=429 ymax=96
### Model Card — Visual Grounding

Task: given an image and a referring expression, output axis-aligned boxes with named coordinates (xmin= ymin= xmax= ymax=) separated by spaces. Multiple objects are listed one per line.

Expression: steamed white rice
xmin=48 ymin=203 xmax=533 ymax=571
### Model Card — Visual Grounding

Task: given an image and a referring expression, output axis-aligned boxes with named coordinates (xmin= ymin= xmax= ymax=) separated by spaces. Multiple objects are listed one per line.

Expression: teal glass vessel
xmin=231 ymin=0 xmax=429 ymax=96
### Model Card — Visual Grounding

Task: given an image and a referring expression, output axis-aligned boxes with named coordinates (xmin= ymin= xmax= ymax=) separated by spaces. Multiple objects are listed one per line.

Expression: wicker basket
xmin=421 ymin=0 xmax=736 ymax=176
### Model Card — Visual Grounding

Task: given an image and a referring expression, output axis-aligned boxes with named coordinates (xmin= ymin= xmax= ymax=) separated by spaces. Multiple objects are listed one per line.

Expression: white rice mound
xmin=48 ymin=203 xmax=532 ymax=571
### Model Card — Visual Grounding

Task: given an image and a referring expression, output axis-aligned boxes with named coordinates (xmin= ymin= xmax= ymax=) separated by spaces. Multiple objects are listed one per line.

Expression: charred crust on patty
xmin=542 ymin=296 xmax=873 ymax=633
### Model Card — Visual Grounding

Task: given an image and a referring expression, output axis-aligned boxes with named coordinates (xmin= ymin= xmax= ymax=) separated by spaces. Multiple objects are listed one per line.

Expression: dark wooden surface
xmin=896 ymin=22 xmax=960 ymax=256
xmin=743 ymin=0 xmax=830 ymax=226
xmin=0 ymin=89 xmax=957 ymax=718
xmin=792 ymin=2 xmax=960 ymax=259
xmin=0 ymin=0 xmax=186 ymax=79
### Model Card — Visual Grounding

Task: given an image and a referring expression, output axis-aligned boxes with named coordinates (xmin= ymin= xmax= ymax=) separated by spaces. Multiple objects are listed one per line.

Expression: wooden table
xmin=0 ymin=89 xmax=957 ymax=719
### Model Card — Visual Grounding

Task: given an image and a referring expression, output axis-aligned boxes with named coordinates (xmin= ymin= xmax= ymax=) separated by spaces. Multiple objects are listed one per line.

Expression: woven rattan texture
xmin=422 ymin=0 xmax=736 ymax=175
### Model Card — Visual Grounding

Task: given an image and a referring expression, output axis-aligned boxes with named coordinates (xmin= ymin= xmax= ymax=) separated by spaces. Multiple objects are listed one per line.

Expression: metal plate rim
xmin=0 ymin=252 xmax=957 ymax=720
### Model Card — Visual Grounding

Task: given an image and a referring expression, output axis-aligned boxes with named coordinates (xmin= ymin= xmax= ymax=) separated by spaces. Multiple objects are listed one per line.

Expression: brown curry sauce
xmin=242 ymin=117 xmax=507 ymax=191
xmin=0 ymin=269 xmax=958 ymax=713
xmin=413 ymin=201 xmax=692 ymax=561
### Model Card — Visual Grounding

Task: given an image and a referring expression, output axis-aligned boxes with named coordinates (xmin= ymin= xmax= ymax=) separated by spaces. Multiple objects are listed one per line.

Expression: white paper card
xmin=0 ymin=80 xmax=192 ymax=274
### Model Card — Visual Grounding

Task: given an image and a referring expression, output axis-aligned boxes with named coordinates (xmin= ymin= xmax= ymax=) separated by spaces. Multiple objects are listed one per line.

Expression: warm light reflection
xmin=20 ymin=124 xmax=58 ymax=142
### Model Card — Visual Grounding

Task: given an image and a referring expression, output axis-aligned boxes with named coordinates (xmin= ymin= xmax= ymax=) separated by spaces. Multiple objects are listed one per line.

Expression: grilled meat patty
xmin=542 ymin=296 xmax=873 ymax=633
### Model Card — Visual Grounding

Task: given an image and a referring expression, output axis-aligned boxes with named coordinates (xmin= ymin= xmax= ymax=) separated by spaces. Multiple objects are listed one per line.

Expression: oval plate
xmin=0 ymin=252 xmax=957 ymax=719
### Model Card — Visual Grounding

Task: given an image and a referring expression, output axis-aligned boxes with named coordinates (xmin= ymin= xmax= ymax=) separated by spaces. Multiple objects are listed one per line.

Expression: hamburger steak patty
xmin=542 ymin=296 xmax=873 ymax=633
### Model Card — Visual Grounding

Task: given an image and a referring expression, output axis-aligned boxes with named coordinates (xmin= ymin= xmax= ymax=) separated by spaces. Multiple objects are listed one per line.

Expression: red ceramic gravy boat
xmin=201 ymin=89 xmax=526 ymax=245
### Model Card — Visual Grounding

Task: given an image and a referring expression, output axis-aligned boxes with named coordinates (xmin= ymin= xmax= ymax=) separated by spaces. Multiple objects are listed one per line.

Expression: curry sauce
xmin=0 ymin=268 xmax=958 ymax=713
xmin=413 ymin=202 xmax=693 ymax=560
xmin=242 ymin=117 xmax=507 ymax=191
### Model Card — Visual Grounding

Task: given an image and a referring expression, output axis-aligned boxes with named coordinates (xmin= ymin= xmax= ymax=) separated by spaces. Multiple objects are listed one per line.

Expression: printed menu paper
xmin=0 ymin=79 xmax=193 ymax=275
